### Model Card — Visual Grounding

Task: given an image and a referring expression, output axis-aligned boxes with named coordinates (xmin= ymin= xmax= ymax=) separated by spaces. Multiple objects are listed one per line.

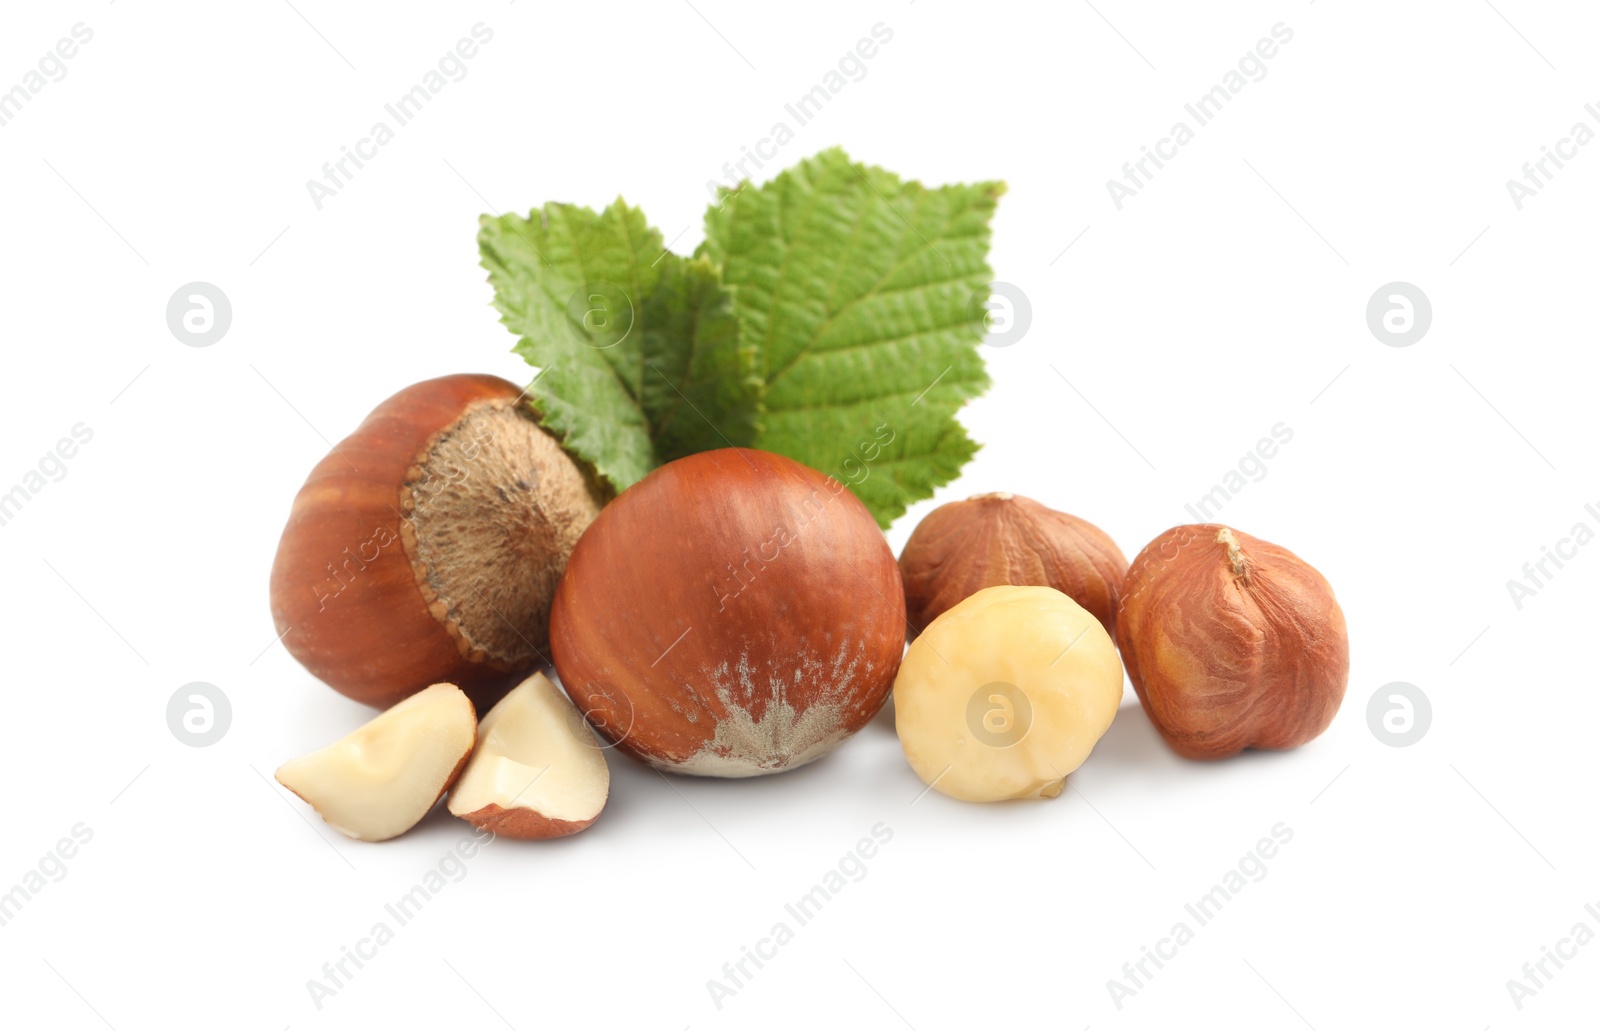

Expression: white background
xmin=1 ymin=1 xmax=1595 ymax=1028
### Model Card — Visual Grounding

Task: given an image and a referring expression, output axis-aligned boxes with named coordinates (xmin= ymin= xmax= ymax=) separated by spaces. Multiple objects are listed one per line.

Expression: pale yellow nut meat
xmin=894 ymin=585 xmax=1124 ymax=802
xmin=275 ymin=683 xmax=477 ymax=841
xmin=448 ymin=672 xmax=610 ymax=838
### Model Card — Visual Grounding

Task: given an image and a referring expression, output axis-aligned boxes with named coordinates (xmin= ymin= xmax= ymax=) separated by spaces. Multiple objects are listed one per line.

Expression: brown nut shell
xmin=551 ymin=448 xmax=906 ymax=777
xmin=899 ymin=493 xmax=1127 ymax=638
xmin=1115 ymin=524 xmax=1349 ymax=760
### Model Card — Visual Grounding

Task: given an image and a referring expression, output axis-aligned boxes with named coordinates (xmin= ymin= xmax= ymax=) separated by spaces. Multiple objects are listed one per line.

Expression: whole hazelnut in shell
xmin=1115 ymin=524 xmax=1349 ymax=760
xmin=550 ymin=448 xmax=905 ymax=777
xmin=899 ymin=492 xmax=1127 ymax=638
xmin=269 ymin=374 xmax=606 ymax=710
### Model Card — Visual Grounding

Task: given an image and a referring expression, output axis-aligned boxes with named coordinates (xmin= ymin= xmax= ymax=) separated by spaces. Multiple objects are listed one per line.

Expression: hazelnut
xmin=550 ymin=448 xmax=906 ymax=777
xmin=899 ymin=493 xmax=1128 ymax=637
xmin=269 ymin=375 xmax=606 ymax=710
xmin=1115 ymin=524 xmax=1349 ymax=760
xmin=894 ymin=585 xmax=1124 ymax=802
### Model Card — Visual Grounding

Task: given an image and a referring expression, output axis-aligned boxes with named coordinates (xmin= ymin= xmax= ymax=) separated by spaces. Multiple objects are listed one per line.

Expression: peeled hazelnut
xmin=899 ymin=493 xmax=1128 ymax=638
xmin=269 ymin=375 xmax=606 ymax=710
xmin=551 ymin=448 xmax=905 ymax=777
xmin=275 ymin=683 xmax=477 ymax=842
xmin=894 ymin=585 xmax=1124 ymax=802
xmin=1115 ymin=524 xmax=1349 ymax=760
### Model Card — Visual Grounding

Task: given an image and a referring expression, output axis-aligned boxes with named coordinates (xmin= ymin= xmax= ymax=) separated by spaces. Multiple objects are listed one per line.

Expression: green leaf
xmin=700 ymin=148 xmax=1004 ymax=527
xmin=479 ymin=200 xmax=762 ymax=491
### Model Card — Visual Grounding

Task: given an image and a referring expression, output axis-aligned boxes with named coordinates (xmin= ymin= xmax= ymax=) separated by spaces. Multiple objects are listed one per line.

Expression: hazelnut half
xmin=269 ymin=375 xmax=606 ymax=710
xmin=275 ymin=682 xmax=478 ymax=842
xmin=448 ymin=672 xmax=610 ymax=838
xmin=1115 ymin=524 xmax=1349 ymax=760
xmin=899 ymin=493 xmax=1128 ymax=638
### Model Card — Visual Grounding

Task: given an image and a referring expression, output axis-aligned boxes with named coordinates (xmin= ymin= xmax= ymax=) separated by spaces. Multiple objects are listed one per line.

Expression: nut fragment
xmin=275 ymin=683 xmax=477 ymax=842
xmin=448 ymin=672 xmax=610 ymax=838
xmin=899 ymin=493 xmax=1127 ymax=638
xmin=1115 ymin=524 xmax=1349 ymax=760
xmin=894 ymin=585 xmax=1124 ymax=802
